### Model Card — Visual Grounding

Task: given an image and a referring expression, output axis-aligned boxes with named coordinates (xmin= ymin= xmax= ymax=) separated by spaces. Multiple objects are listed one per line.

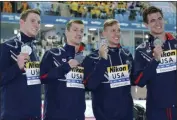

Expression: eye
xmin=38 ymin=21 xmax=41 ymax=24
xmin=158 ymin=17 xmax=162 ymax=20
xmin=112 ymin=29 xmax=115 ymax=32
xmin=150 ymin=19 xmax=155 ymax=23
xmin=117 ymin=29 xmax=120 ymax=33
xmin=31 ymin=19 xmax=35 ymax=23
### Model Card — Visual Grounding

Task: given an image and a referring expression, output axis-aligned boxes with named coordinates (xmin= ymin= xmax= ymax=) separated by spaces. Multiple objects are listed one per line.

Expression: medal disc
xmin=21 ymin=45 xmax=32 ymax=55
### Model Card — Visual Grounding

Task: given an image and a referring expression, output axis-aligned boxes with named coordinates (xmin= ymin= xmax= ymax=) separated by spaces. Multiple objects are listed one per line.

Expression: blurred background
xmin=0 ymin=1 xmax=177 ymax=119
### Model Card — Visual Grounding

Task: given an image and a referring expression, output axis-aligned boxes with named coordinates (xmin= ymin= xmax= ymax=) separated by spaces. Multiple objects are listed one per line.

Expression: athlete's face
xmin=144 ymin=12 xmax=165 ymax=35
xmin=65 ymin=23 xmax=84 ymax=45
xmin=103 ymin=23 xmax=121 ymax=47
xmin=20 ymin=13 xmax=41 ymax=37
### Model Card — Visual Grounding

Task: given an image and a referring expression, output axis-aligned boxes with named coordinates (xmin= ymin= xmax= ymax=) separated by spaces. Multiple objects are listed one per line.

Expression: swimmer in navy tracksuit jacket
xmin=134 ymin=33 xmax=177 ymax=120
xmin=0 ymin=32 xmax=41 ymax=120
xmin=133 ymin=6 xmax=177 ymax=120
xmin=83 ymin=19 xmax=134 ymax=120
xmin=40 ymin=20 xmax=86 ymax=120
xmin=0 ymin=9 xmax=41 ymax=120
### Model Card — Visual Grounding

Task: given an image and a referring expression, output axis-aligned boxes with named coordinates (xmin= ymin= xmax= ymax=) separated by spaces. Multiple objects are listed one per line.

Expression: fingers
xmin=99 ymin=44 xmax=108 ymax=60
xmin=20 ymin=53 xmax=30 ymax=61
xmin=101 ymin=44 xmax=108 ymax=49
xmin=102 ymin=45 xmax=108 ymax=52
xmin=154 ymin=46 xmax=163 ymax=54
xmin=153 ymin=46 xmax=163 ymax=61
xmin=68 ymin=59 xmax=79 ymax=68
xmin=100 ymin=45 xmax=108 ymax=53
xmin=24 ymin=59 xmax=29 ymax=63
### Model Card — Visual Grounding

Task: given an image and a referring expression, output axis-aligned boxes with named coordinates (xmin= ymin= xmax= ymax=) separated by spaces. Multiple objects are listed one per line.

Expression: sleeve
xmin=133 ymin=49 xmax=160 ymax=87
xmin=83 ymin=55 xmax=109 ymax=91
xmin=0 ymin=43 xmax=23 ymax=86
xmin=128 ymin=53 xmax=135 ymax=86
xmin=40 ymin=50 xmax=71 ymax=84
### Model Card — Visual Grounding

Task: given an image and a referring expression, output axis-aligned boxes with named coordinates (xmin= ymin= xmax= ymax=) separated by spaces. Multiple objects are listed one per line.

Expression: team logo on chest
xmin=62 ymin=58 xmax=67 ymax=62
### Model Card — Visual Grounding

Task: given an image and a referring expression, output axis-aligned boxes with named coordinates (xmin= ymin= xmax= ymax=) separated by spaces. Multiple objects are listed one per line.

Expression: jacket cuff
xmin=61 ymin=62 xmax=71 ymax=73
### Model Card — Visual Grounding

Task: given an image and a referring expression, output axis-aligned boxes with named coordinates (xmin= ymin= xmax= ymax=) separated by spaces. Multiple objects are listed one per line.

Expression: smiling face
xmin=143 ymin=6 xmax=165 ymax=36
xmin=145 ymin=12 xmax=165 ymax=35
xmin=20 ymin=10 xmax=41 ymax=37
xmin=103 ymin=19 xmax=121 ymax=47
xmin=103 ymin=23 xmax=121 ymax=47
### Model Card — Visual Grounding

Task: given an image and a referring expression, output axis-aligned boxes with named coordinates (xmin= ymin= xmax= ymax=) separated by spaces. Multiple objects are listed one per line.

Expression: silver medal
xmin=153 ymin=38 xmax=163 ymax=46
xmin=21 ymin=45 xmax=32 ymax=55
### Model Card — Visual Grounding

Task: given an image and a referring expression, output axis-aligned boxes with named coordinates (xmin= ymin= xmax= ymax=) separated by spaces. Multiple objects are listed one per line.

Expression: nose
xmin=115 ymin=31 xmax=120 ymax=36
xmin=155 ymin=19 xmax=162 ymax=26
xmin=34 ymin=22 xmax=40 ymax=30
xmin=77 ymin=31 xmax=83 ymax=36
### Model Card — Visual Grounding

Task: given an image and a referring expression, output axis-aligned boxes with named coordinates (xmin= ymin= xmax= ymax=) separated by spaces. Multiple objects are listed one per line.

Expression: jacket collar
xmin=166 ymin=33 xmax=174 ymax=40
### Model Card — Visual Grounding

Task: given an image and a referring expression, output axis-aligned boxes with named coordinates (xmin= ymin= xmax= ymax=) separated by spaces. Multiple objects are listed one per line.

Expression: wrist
xmin=154 ymin=57 xmax=161 ymax=62
xmin=101 ymin=55 xmax=107 ymax=60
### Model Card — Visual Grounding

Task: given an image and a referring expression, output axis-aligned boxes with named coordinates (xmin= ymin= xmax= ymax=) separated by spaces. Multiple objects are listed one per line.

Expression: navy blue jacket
xmin=134 ymin=33 xmax=177 ymax=108
xmin=40 ymin=44 xmax=86 ymax=119
xmin=83 ymin=46 xmax=134 ymax=120
xmin=0 ymin=32 xmax=41 ymax=119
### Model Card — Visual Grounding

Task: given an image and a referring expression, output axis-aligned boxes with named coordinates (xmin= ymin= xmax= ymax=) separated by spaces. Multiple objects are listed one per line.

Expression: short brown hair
xmin=143 ymin=6 xmax=163 ymax=24
xmin=103 ymin=19 xmax=119 ymax=30
xmin=20 ymin=9 xmax=40 ymax=21
xmin=66 ymin=19 xmax=84 ymax=31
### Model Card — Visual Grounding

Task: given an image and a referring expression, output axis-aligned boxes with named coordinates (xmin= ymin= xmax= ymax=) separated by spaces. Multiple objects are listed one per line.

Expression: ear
xmin=102 ymin=30 xmax=107 ymax=38
xmin=20 ymin=19 xmax=25 ymax=26
xmin=65 ymin=29 xmax=68 ymax=36
xmin=144 ymin=22 xmax=149 ymax=28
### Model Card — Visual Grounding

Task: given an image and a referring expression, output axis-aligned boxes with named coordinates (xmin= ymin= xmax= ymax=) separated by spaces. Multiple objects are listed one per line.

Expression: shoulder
xmin=135 ymin=41 xmax=153 ymax=62
xmin=120 ymin=47 xmax=132 ymax=56
xmin=136 ymin=40 xmax=149 ymax=51
xmin=169 ymin=39 xmax=177 ymax=49
xmin=42 ymin=46 xmax=65 ymax=60
xmin=87 ymin=50 xmax=100 ymax=60
xmin=48 ymin=46 xmax=66 ymax=56
xmin=2 ymin=36 xmax=20 ymax=49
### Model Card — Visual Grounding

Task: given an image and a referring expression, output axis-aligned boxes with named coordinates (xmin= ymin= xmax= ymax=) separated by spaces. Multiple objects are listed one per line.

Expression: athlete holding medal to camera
xmin=134 ymin=6 xmax=177 ymax=120
xmin=83 ymin=19 xmax=134 ymax=120
xmin=0 ymin=9 xmax=41 ymax=120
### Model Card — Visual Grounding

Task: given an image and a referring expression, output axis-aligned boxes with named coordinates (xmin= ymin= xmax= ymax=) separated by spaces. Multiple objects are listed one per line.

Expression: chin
xmin=153 ymin=29 xmax=164 ymax=33
xmin=29 ymin=33 xmax=36 ymax=37
xmin=74 ymin=42 xmax=80 ymax=45
xmin=113 ymin=41 xmax=119 ymax=44
xmin=154 ymin=31 xmax=164 ymax=34
xmin=77 ymin=40 xmax=82 ymax=44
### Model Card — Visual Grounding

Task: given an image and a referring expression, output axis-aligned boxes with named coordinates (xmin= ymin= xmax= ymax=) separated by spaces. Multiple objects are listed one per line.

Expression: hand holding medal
xmin=17 ymin=45 xmax=32 ymax=70
xmin=152 ymin=38 xmax=163 ymax=61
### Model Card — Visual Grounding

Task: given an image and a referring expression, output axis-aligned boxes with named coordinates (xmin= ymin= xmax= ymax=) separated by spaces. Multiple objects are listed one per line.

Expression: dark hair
xmin=66 ymin=19 xmax=84 ymax=31
xmin=20 ymin=9 xmax=40 ymax=21
xmin=143 ymin=6 xmax=163 ymax=23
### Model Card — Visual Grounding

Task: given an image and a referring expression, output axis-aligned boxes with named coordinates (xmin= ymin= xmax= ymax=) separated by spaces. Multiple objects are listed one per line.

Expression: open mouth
xmin=76 ymin=37 xmax=82 ymax=40
xmin=32 ymin=28 xmax=38 ymax=32
xmin=155 ymin=26 xmax=162 ymax=29
xmin=113 ymin=37 xmax=119 ymax=40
